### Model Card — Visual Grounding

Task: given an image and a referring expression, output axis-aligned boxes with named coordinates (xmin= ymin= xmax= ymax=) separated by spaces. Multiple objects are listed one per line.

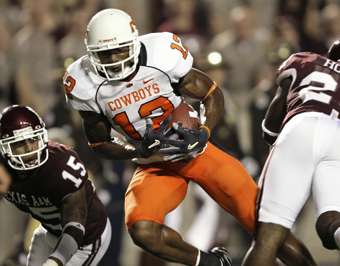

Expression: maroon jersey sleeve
xmin=267 ymin=52 xmax=336 ymax=129
xmin=276 ymin=52 xmax=318 ymax=87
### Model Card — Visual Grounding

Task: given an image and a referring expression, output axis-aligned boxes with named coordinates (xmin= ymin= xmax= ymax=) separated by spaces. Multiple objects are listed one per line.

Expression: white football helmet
xmin=85 ymin=9 xmax=141 ymax=81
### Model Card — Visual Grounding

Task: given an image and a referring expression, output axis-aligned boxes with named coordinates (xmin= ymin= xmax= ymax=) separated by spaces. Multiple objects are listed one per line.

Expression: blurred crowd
xmin=1 ymin=0 xmax=340 ymax=265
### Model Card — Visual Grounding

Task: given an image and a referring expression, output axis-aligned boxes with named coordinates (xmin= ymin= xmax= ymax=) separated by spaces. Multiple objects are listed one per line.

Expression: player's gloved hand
xmin=129 ymin=117 xmax=171 ymax=158
xmin=209 ymin=247 xmax=232 ymax=266
xmin=42 ymin=258 xmax=61 ymax=266
xmin=159 ymin=123 xmax=210 ymax=159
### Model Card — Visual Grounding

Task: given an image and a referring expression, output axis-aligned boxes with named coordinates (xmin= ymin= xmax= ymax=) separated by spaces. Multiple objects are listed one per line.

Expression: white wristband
xmin=195 ymin=249 xmax=201 ymax=266
xmin=42 ymin=258 xmax=59 ymax=266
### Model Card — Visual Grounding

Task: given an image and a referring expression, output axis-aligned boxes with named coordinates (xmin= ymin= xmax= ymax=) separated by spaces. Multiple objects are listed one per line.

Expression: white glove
xmin=42 ymin=258 xmax=60 ymax=266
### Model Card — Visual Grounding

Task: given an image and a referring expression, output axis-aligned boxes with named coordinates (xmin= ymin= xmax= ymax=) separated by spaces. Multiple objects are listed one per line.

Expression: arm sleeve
xmin=67 ymin=95 xmax=101 ymax=114
xmin=276 ymin=52 xmax=315 ymax=87
xmin=48 ymin=164 xmax=88 ymax=265
xmin=168 ymin=50 xmax=194 ymax=83
xmin=262 ymin=78 xmax=293 ymax=145
xmin=145 ymin=32 xmax=194 ymax=83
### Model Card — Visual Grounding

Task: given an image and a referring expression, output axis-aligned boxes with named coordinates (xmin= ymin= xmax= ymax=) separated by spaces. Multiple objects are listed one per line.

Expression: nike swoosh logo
xmin=143 ymin=78 xmax=153 ymax=84
xmin=187 ymin=142 xmax=199 ymax=150
xmin=148 ymin=139 xmax=160 ymax=149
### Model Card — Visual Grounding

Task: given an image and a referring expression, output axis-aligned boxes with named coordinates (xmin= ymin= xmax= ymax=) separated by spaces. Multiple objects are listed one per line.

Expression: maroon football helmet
xmin=327 ymin=40 xmax=340 ymax=61
xmin=0 ymin=105 xmax=48 ymax=170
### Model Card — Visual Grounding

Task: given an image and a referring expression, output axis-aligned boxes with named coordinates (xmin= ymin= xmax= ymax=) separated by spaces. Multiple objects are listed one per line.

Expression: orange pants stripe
xmin=125 ymin=142 xmax=258 ymax=233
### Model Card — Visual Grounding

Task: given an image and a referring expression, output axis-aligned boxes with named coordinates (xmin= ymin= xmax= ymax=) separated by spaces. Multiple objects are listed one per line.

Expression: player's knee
xmin=128 ymin=221 xmax=162 ymax=253
xmin=316 ymin=211 xmax=340 ymax=250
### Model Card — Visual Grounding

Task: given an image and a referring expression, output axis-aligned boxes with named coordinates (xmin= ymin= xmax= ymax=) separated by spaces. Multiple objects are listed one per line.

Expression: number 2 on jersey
xmin=299 ymin=71 xmax=337 ymax=104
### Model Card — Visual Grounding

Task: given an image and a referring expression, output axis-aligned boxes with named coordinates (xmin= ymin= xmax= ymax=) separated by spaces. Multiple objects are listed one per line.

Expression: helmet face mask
xmin=85 ymin=9 xmax=141 ymax=81
xmin=87 ymin=40 xmax=140 ymax=80
xmin=0 ymin=127 xmax=48 ymax=170
xmin=0 ymin=106 xmax=49 ymax=171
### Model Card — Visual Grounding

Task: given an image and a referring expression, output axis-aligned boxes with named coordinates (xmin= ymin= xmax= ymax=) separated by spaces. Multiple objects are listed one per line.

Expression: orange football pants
xmin=125 ymin=142 xmax=258 ymax=233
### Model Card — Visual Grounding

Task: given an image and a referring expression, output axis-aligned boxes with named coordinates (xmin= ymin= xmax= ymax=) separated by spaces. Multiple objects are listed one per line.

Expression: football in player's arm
xmin=0 ymin=105 xmax=111 ymax=266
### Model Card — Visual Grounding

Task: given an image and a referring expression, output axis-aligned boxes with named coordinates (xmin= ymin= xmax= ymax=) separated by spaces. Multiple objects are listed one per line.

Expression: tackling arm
xmin=262 ymin=78 xmax=291 ymax=145
xmin=176 ymin=68 xmax=225 ymax=131
xmin=45 ymin=186 xmax=88 ymax=266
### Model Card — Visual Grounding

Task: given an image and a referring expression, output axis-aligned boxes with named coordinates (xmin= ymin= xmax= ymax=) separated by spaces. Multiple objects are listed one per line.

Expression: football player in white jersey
xmin=64 ymin=9 xmax=316 ymax=266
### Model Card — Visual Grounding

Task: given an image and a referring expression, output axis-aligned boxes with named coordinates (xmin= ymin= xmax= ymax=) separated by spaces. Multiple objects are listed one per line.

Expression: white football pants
xmin=258 ymin=112 xmax=340 ymax=229
xmin=27 ymin=219 xmax=111 ymax=266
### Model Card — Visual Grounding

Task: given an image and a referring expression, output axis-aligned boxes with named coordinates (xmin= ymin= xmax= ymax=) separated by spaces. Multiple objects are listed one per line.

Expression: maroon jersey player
xmin=243 ymin=41 xmax=340 ymax=266
xmin=0 ymin=105 xmax=111 ymax=266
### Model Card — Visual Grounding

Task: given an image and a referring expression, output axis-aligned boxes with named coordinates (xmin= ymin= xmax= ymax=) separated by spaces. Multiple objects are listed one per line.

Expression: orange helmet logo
xmin=130 ymin=20 xmax=137 ymax=33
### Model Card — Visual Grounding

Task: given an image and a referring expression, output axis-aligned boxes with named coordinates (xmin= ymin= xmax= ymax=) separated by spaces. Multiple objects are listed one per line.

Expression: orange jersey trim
xmin=88 ymin=142 xmax=107 ymax=148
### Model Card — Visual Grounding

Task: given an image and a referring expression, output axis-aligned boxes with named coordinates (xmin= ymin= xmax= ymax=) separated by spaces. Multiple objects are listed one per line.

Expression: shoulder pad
xmin=278 ymin=52 xmax=318 ymax=73
xmin=63 ymin=56 xmax=104 ymax=101
xmin=277 ymin=52 xmax=318 ymax=85
xmin=139 ymin=32 xmax=193 ymax=82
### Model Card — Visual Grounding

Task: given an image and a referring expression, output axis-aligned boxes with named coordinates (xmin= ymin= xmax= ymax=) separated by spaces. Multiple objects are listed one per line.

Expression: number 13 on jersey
xmin=113 ymin=96 xmax=175 ymax=140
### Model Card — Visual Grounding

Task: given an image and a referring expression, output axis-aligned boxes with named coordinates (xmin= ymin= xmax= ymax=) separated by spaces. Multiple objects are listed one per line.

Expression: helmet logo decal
xmin=130 ymin=20 xmax=137 ymax=33
xmin=63 ymin=73 xmax=76 ymax=94
xmin=99 ymin=38 xmax=117 ymax=43
xmin=170 ymin=34 xmax=188 ymax=59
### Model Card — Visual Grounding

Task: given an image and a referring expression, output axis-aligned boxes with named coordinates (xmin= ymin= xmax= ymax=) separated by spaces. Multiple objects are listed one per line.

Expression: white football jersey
xmin=64 ymin=32 xmax=193 ymax=140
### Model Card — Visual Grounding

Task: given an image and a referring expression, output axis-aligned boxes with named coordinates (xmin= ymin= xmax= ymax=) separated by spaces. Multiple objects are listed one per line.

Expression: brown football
xmin=170 ymin=101 xmax=200 ymax=129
